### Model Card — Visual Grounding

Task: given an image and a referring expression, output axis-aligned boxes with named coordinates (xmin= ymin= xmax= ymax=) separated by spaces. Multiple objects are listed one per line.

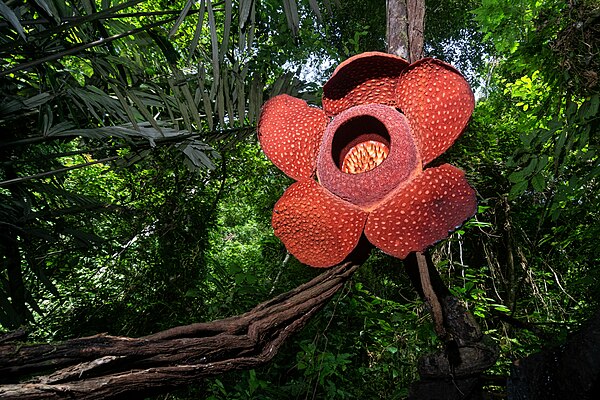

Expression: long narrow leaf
xmin=33 ymin=0 xmax=57 ymax=20
xmin=216 ymin=83 xmax=225 ymax=127
xmin=69 ymin=89 xmax=105 ymax=123
xmin=22 ymin=93 xmax=52 ymax=108
xmin=127 ymin=90 xmax=164 ymax=137
xmin=169 ymin=78 xmax=194 ymax=133
xmin=282 ymin=0 xmax=300 ymax=36
xmin=248 ymin=74 xmax=263 ymax=123
xmin=219 ymin=0 xmax=232 ymax=63
xmin=239 ymin=0 xmax=253 ymax=29
xmin=176 ymin=70 xmax=203 ymax=130
xmin=198 ymin=67 xmax=214 ymax=131
xmin=246 ymin=0 xmax=256 ymax=50
xmin=179 ymin=140 xmax=217 ymax=170
xmin=206 ymin=0 xmax=220 ymax=88
xmin=236 ymin=78 xmax=246 ymax=123
xmin=223 ymin=72 xmax=234 ymax=127
xmin=81 ymin=0 xmax=95 ymax=15
xmin=110 ymin=85 xmax=140 ymax=130
xmin=148 ymin=30 xmax=180 ymax=65
xmin=289 ymin=0 xmax=300 ymax=32
xmin=153 ymin=87 xmax=178 ymax=125
xmin=169 ymin=0 xmax=195 ymax=38
xmin=308 ymin=0 xmax=322 ymax=22
xmin=187 ymin=0 xmax=206 ymax=61
xmin=235 ymin=62 xmax=246 ymax=122
xmin=281 ymin=0 xmax=293 ymax=36
xmin=0 ymin=1 xmax=26 ymax=40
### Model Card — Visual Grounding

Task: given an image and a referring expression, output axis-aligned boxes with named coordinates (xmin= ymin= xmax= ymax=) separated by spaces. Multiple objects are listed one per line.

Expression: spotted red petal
xmin=364 ymin=164 xmax=477 ymax=259
xmin=323 ymin=52 xmax=409 ymax=117
xmin=272 ymin=179 xmax=368 ymax=268
xmin=396 ymin=58 xmax=475 ymax=165
xmin=258 ymin=94 xmax=329 ymax=180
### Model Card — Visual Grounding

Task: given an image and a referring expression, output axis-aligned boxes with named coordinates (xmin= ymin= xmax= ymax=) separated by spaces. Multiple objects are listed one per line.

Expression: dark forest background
xmin=1 ymin=0 xmax=599 ymax=398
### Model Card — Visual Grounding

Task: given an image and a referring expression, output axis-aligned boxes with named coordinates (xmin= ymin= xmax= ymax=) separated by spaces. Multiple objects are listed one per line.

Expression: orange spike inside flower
xmin=341 ymin=140 xmax=390 ymax=174
xmin=317 ymin=104 xmax=420 ymax=208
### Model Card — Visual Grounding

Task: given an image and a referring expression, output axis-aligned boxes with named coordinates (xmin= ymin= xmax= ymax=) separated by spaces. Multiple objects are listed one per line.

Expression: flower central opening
xmin=341 ymin=140 xmax=390 ymax=174
xmin=331 ymin=115 xmax=391 ymax=175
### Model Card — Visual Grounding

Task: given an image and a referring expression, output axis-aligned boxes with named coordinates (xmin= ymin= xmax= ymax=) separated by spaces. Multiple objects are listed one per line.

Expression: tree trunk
xmin=403 ymin=254 xmax=498 ymax=400
xmin=386 ymin=3 xmax=498 ymax=398
xmin=387 ymin=0 xmax=410 ymax=59
xmin=386 ymin=0 xmax=425 ymax=62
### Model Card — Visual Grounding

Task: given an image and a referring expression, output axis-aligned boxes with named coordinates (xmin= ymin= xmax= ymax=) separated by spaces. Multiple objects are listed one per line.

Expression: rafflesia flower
xmin=258 ymin=52 xmax=477 ymax=268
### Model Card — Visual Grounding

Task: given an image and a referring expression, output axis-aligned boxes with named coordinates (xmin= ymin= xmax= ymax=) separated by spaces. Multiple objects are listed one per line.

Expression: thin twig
xmin=0 ymin=156 xmax=119 ymax=187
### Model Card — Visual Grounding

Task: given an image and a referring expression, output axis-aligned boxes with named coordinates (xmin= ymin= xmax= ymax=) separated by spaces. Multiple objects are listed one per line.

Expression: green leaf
xmin=180 ymin=140 xmax=217 ymax=170
xmin=522 ymin=157 xmax=538 ymax=175
xmin=308 ymin=0 xmax=322 ymax=22
xmin=239 ymin=0 xmax=252 ymax=29
xmin=578 ymin=94 xmax=599 ymax=120
xmin=33 ymin=0 xmax=59 ymax=22
xmin=222 ymin=72 xmax=234 ymax=127
xmin=219 ymin=0 xmax=232 ymax=63
xmin=531 ymin=173 xmax=545 ymax=192
xmin=127 ymin=90 xmax=164 ymax=136
xmin=111 ymin=84 xmax=140 ymax=130
xmin=147 ymin=30 xmax=179 ymax=65
xmin=168 ymin=0 xmax=194 ymax=38
xmin=282 ymin=0 xmax=300 ymax=36
xmin=590 ymin=94 xmax=600 ymax=116
xmin=509 ymin=180 xmax=528 ymax=199
xmin=0 ymin=0 xmax=26 ymax=40
xmin=508 ymin=157 xmax=537 ymax=183
xmin=566 ymin=99 xmax=578 ymax=121
xmin=207 ymin=0 xmax=220 ymax=87
xmin=491 ymin=304 xmax=510 ymax=313
xmin=555 ymin=131 xmax=567 ymax=157
xmin=236 ymin=72 xmax=246 ymax=122
xmin=81 ymin=0 xmax=94 ymax=15
xmin=23 ymin=93 xmax=52 ymax=108
xmin=535 ymin=155 xmax=548 ymax=172
xmin=187 ymin=0 xmax=205 ymax=60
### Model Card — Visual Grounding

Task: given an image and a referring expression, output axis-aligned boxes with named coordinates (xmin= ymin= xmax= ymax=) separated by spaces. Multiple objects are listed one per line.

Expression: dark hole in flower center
xmin=331 ymin=115 xmax=391 ymax=175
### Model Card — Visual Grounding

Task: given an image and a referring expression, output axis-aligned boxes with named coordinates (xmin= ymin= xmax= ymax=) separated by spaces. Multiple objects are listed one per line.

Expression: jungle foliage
xmin=1 ymin=0 xmax=599 ymax=398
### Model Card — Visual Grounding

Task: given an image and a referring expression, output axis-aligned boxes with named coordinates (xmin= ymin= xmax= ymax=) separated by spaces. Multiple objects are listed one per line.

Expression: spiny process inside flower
xmin=341 ymin=140 xmax=390 ymax=174
xmin=319 ymin=104 xmax=418 ymax=208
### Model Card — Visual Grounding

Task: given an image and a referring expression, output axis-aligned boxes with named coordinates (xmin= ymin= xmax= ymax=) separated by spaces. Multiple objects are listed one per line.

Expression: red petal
xmin=272 ymin=180 xmax=368 ymax=268
xmin=258 ymin=94 xmax=329 ymax=180
xmin=396 ymin=58 xmax=475 ymax=165
xmin=364 ymin=164 xmax=477 ymax=259
xmin=323 ymin=52 xmax=409 ymax=116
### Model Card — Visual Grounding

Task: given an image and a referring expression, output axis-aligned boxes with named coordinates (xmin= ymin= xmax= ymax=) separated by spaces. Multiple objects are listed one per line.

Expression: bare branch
xmin=0 ymin=263 xmax=359 ymax=399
